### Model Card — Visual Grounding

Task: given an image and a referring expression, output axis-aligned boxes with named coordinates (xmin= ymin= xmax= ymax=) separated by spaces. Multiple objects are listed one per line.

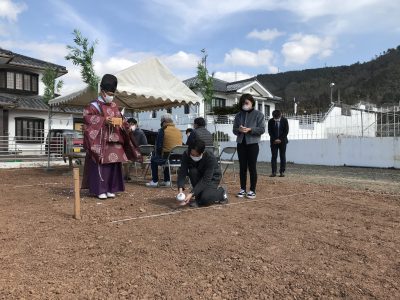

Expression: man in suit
xmin=268 ymin=110 xmax=289 ymax=177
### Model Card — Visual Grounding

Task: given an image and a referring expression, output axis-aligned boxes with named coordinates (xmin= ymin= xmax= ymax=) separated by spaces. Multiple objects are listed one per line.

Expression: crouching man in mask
xmin=177 ymin=139 xmax=228 ymax=207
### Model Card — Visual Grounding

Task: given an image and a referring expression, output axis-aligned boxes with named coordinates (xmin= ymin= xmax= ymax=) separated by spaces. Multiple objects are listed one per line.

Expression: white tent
xmin=49 ymin=57 xmax=201 ymax=110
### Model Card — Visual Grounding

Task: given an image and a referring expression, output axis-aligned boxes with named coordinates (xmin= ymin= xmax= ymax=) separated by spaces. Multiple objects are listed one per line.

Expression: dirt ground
xmin=0 ymin=164 xmax=399 ymax=299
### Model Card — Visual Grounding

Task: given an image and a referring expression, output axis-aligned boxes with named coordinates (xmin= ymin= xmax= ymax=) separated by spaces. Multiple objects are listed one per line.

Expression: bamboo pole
xmin=73 ymin=167 xmax=81 ymax=220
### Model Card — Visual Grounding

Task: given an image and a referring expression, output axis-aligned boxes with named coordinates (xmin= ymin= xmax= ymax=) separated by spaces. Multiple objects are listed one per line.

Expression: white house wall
xmin=7 ymin=110 xmax=76 ymax=154
xmin=136 ymin=104 xmax=199 ymax=132
xmin=219 ymin=136 xmax=400 ymax=168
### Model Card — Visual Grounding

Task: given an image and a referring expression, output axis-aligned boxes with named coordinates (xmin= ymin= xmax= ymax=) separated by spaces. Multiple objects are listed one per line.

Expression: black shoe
xmin=279 ymin=173 xmax=285 ymax=177
xmin=189 ymin=201 xmax=199 ymax=208
xmin=270 ymin=173 xmax=276 ymax=177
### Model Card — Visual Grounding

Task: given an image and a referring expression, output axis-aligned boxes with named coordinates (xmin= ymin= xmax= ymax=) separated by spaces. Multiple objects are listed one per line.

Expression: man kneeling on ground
xmin=177 ymin=139 xmax=228 ymax=207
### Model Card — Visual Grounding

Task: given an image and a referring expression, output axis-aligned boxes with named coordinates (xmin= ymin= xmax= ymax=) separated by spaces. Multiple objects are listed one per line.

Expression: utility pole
xmin=330 ymin=82 xmax=335 ymax=104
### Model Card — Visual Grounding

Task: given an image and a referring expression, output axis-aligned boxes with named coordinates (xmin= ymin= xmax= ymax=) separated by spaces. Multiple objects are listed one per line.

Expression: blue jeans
xmin=150 ymin=155 xmax=170 ymax=182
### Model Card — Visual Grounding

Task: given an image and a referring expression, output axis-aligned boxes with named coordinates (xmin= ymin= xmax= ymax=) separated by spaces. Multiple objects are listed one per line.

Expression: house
xmin=135 ymin=76 xmax=283 ymax=136
xmin=0 ymin=48 xmax=81 ymax=156
xmin=184 ymin=76 xmax=282 ymax=118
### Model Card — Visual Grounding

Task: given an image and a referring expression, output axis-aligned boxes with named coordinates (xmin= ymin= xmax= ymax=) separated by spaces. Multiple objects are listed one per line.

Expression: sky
xmin=0 ymin=0 xmax=399 ymax=95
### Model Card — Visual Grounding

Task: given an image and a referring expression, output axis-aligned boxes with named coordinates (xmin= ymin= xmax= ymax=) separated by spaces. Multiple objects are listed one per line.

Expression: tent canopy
xmin=49 ymin=57 xmax=201 ymax=111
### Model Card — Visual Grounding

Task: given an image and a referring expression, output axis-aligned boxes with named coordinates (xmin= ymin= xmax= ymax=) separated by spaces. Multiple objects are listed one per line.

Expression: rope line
xmin=110 ymin=190 xmax=325 ymax=224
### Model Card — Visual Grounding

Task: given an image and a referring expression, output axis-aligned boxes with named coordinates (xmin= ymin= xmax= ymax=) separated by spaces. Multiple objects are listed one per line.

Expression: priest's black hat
xmin=100 ymin=74 xmax=118 ymax=93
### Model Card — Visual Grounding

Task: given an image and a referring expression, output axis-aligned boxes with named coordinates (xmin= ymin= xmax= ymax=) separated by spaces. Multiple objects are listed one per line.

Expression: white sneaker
xmin=246 ymin=191 xmax=256 ymax=199
xmin=159 ymin=181 xmax=171 ymax=187
xmin=106 ymin=192 xmax=115 ymax=198
xmin=237 ymin=189 xmax=246 ymax=198
xmin=97 ymin=193 xmax=107 ymax=200
xmin=146 ymin=181 xmax=158 ymax=187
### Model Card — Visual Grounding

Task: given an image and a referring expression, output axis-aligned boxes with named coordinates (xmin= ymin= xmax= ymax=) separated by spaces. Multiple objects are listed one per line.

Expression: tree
xmin=65 ymin=29 xmax=99 ymax=91
xmin=196 ymin=49 xmax=214 ymax=114
xmin=42 ymin=67 xmax=63 ymax=103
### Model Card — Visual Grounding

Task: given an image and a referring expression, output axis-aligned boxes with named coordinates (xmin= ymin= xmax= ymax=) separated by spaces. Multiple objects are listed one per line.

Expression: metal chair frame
xmin=218 ymin=146 xmax=237 ymax=183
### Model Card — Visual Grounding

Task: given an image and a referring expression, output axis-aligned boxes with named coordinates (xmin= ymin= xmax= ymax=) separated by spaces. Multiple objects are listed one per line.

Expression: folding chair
xmin=205 ymin=145 xmax=219 ymax=157
xmin=135 ymin=144 xmax=154 ymax=179
xmin=164 ymin=145 xmax=187 ymax=189
xmin=218 ymin=146 xmax=237 ymax=183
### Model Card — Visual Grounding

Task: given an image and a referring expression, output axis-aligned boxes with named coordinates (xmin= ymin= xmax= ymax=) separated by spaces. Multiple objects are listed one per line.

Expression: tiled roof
xmin=0 ymin=93 xmax=18 ymax=107
xmin=183 ymin=76 xmax=228 ymax=92
xmin=184 ymin=76 xmax=283 ymax=102
xmin=0 ymin=48 xmax=67 ymax=76
xmin=0 ymin=92 xmax=82 ymax=113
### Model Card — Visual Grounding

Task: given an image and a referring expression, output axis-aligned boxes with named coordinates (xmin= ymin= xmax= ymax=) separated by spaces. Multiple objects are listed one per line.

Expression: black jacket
xmin=268 ymin=117 xmax=289 ymax=145
xmin=177 ymin=151 xmax=221 ymax=196
xmin=130 ymin=128 xmax=148 ymax=147
xmin=186 ymin=127 xmax=214 ymax=150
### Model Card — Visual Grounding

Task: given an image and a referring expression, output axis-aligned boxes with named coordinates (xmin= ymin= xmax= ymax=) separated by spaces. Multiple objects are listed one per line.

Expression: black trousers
xmin=271 ymin=142 xmax=287 ymax=174
xmin=188 ymin=168 xmax=224 ymax=206
xmin=237 ymin=142 xmax=259 ymax=192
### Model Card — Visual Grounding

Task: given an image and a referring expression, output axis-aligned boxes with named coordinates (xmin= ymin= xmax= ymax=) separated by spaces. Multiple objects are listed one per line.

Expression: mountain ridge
xmin=256 ymin=45 xmax=400 ymax=114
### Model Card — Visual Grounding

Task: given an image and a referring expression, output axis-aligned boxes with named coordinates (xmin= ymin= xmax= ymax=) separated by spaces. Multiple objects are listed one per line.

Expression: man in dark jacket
xmin=268 ymin=110 xmax=289 ymax=177
xmin=186 ymin=117 xmax=214 ymax=150
xmin=127 ymin=118 xmax=148 ymax=146
xmin=124 ymin=118 xmax=148 ymax=181
xmin=177 ymin=139 xmax=228 ymax=207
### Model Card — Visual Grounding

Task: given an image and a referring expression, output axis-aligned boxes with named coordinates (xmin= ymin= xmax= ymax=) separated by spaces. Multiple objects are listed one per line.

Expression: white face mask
xmin=242 ymin=105 xmax=251 ymax=111
xmin=103 ymin=94 xmax=114 ymax=103
xmin=190 ymin=154 xmax=203 ymax=162
xmin=130 ymin=125 xmax=137 ymax=131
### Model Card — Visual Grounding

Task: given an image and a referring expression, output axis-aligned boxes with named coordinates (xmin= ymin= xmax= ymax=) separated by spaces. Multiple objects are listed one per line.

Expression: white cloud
xmin=247 ymin=28 xmax=285 ymax=41
xmin=144 ymin=0 xmax=399 ymax=41
xmin=1 ymin=39 xmax=200 ymax=94
xmin=282 ymin=33 xmax=334 ymax=65
xmin=224 ymin=48 xmax=277 ymax=73
xmin=160 ymin=51 xmax=200 ymax=70
xmin=0 ymin=40 xmax=67 ymax=62
xmin=94 ymin=57 xmax=136 ymax=76
xmin=0 ymin=0 xmax=26 ymax=21
xmin=214 ymin=71 xmax=253 ymax=82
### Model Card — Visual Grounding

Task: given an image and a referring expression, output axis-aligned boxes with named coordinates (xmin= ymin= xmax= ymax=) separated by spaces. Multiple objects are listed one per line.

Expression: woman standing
xmin=233 ymin=94 xmax=265 ymax=199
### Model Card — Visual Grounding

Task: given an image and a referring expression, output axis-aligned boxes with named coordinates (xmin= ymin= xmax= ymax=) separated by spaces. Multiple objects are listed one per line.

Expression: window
xmin=6 ymin=72 xmax=14 ymax=89
xmin=0 ymin=72 xmax=5 ymax=88
xmin=15 ymin=73 xmax=23 ymax=90
xmin=31 ymin=76 xmax=38 ymax=92
xmin=24 ymin=74 xmax=31 ymax=91
xmin=166 ymin=108 xmax=172 ymax=114
xmin=151 ymin=110 xmax=157 ymax=118
xmin=184 ymin=104 xmax=190 ymax=114
xmin=0 ymin=71 xmax=38 ymax=94
xmin=264 ymin=105 xmax=270 ymax=119
xmin=212 ymin=98 xmax=226 ymax=108
xmin=258 ymin=103 xmax=262 ymax=111
xmin=15 ymin=117 xmax=44 ymax=143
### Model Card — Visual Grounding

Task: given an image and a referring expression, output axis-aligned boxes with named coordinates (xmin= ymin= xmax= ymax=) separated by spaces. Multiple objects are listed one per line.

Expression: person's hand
xmin=105 ymin=117 xmax=113 ymax=125
xmin=274 ymin=139 xmax=281 ymax=144
xmin=184 ymin=193 xmax=193 ymax=203
xmin=239 ymin=125 xmax=246 ymax=133
xmin=243 ymin=127 xmax=252 ymax=133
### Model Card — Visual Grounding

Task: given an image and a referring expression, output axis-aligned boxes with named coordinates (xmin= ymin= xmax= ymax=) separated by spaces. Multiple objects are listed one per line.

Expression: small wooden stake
xmin=73 ymin=167 xmax=81 ymax=220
